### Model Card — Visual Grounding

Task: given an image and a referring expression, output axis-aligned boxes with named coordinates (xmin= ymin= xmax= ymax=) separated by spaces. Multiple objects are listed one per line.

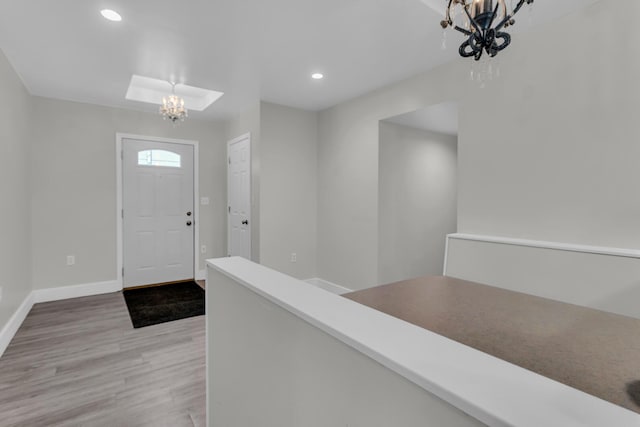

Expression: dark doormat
xmin=123 ymin=281 xmax=205 ymax=328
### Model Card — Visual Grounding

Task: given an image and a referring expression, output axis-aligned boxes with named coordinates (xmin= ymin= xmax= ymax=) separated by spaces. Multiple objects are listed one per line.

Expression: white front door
xmin=227 ymin=134 xmax=251 ymax=259
xmin=123 ymin=139 xmax=195 ymax=287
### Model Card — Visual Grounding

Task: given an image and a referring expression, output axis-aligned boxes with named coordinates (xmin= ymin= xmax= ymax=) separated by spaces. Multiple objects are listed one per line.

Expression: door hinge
xmin=121 ymin=209 xmax=124 ymax=218
xmin=228 ymin=206 xmax=231 ymax=213
xmin=122 ymin=267 xmax=124 ymax=277
xmin=228 ymin=157 xmax=231 ymax=165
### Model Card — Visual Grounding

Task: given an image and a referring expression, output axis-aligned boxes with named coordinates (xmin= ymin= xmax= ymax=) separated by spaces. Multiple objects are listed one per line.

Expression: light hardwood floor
xmin=0 ymin=292 xmax=205 ymax=427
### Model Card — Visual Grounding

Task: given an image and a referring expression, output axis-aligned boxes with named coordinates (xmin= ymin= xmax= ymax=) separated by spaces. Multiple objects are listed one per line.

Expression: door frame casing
xmin=227 ymin=133 xmax=251 ymax=259
xmin=116 ymin=133 xmax=200 ymax=290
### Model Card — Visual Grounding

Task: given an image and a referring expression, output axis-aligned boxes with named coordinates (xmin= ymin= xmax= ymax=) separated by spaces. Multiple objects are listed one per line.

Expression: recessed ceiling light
xmin=100 ymin=9 xmax=122 ymax=22
xmin=311 ymin=73 xmax=324 ymax=80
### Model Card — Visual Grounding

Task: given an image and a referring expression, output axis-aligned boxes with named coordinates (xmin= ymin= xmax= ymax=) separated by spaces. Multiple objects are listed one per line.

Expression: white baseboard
xmin=304 ymin=278 xmax=353 ymax=295
xmin=0 ymin=292 xmax=35 ymax=359
xmin=196 ymin=269 xmax=206 ymax=281
xmin=0 ymin=280 xmax=122 ymax=358
xmin=33 ymin=280 xmax=121 ymax=304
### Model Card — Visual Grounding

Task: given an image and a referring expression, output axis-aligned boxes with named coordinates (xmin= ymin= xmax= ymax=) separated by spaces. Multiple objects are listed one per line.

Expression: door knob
xmin=242 ymin=220 xmax=249 ymax=225
xmin=187 ymin=211 xmax=192 ymax=216
xmin=186 ymin=221 xmax=192 ymax=226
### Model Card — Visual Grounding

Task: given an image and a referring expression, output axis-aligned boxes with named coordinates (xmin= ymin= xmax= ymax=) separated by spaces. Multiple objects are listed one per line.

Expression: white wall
xmin=226 ymin=102 xmax=318 ymax=278
xmin=226 ymin=103 xmax=261 ymax=262
xmin=457 ymin=0 xmax=640 ymax=249
xmin=30 ymin=97 xmax=227 ymax=289
xmin=317 ymin=0 xmax=636 ymax=291
xmin=0 ymin=49 xmax=32 ymax=331
xmin=317 ymin=105 xmax=380 ymax=289
xmin=208 ymin=264 xmax=485 ymax=427
xmin=446 ymin=237 xmax=640 ymax=319
xmin=317 ymin=69 xmax=464 ymax=289
xmin=378 ymin=122 xmax=457 ymax=284
xmin=260 ymin=102 xmax=317 ymax=279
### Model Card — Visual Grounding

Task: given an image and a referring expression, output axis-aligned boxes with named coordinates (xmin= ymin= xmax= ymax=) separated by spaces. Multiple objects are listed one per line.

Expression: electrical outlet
xmin=200 ymin=197 xmax=210 ymax=206
xmin=290 ymin=253 xmax=297 ymax=263
xmin=66 ymin=255 xmax=75 ymax=266
xmin=201 ymin=245 xmax=207 ymax=254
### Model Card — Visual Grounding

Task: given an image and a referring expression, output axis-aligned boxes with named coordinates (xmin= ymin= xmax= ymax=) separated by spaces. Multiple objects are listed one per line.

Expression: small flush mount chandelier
xmin=160 ymin=82 xmax=188 ymax=124
xmin=441 ymin=0 xmax=534 ymax=61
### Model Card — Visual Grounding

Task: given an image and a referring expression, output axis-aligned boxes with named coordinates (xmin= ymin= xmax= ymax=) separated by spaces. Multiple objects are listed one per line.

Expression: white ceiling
xmin=385 ymin=102 xmax=459 ymax=136
xmin=0 ymin=0 xmax=599 ymax=120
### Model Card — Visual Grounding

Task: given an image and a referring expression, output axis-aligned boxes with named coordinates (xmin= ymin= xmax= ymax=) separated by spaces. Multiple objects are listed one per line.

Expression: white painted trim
xmin=196 ymin=269 xmax=206 ymax=281
xmin=33 ymin=280 xmax=121 ymax=304
xmin=0 ymin=292 xmax=34 ymax=358
xmin=116 ymin=133 xmax=200 ymax=289
xmin=227 ymin=133 xmax=251 ymax=258
xmin=116 ymin=135 xmax=123 ymax=287
xmin=446 ymin=233 xmax=640 ymax=261
xmin=193 ymin=142 xmax=201 ymax=287
xmin=442 ymin=232 xmax=451 ymax=276
xmin=0 ymin=280 xmax=123 ymax=359
xmin=304 ymin=278 xmax=353 ymax=295
xmin=205 ymin=264 xmax=210 ymax=427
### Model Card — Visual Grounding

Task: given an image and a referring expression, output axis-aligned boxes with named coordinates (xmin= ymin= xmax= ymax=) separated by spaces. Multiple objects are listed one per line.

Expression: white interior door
xmin=228 ymin=134 xmax=251 ymax=259
xmin=123 ymin=139 xmax=194 ymax=287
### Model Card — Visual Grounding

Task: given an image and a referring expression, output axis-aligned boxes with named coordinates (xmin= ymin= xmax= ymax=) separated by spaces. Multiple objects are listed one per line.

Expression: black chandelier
xmin=440 ymin=0 xmax=534 ymax=61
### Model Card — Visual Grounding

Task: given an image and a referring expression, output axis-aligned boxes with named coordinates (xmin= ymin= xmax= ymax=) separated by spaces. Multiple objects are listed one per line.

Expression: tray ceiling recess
xmin=125 ymin=75 xmax=224 ymax=111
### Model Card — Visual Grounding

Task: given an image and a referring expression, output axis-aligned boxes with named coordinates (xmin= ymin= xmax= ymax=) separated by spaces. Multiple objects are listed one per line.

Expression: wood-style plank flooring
xmin=0 ymin=292 xmax=205 ymax=426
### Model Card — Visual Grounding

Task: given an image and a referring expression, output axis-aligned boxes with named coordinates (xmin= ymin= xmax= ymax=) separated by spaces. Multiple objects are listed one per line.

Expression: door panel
xmin=123 ymin=139 xmax=194 ymax=287
xmin=137 ymin=174 xmax=155 ymax=217
xmin=136 ymin=232 xmax=155 ymax=268
xmin=228 ymin=135 xmax=251 ymax=259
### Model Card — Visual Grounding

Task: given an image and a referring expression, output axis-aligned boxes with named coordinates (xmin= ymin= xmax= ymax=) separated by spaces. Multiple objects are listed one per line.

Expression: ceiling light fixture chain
xmin=159 ymin=81 xmax=188 ymax=124
xmin=441 ymin=0 xmax=534 ymax=61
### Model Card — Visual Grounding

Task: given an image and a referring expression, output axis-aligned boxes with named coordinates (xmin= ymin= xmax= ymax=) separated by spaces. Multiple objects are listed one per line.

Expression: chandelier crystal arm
xmin=495 ymin=0 xmax=530 ymax=31
xmin=462 ymin=6 xmax=484 ymax=36
xmin=454 ymin=25 xmax=473 ymax=36
xmin=444 ymin=0 xmax=454 ymax=26
xmin=486 ymin=1 xmax=502 ymax=32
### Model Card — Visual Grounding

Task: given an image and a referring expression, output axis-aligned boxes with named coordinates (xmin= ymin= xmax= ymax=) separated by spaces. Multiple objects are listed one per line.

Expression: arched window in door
xmin=137 ymin=149 xmax=181 ymax=168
